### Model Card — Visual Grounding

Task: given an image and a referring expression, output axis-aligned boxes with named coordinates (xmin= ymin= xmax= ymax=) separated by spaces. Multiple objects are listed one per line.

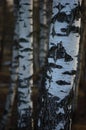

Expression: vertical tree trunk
xmin=79 ymin=0 xmax=86 ymax=91
xmin=39 ymin=0 xmax=48 ymax=67
xmin=0 ymin=0 xmax=18 ymax=129
xmin=33 ymin=0 xmax=40 ymax=73
xmin=17 ymin=0 xmax=33 ymax=129
xmin=37 ymin=0 xmax=52 ymax=130
xmin=0 ymin=0 xmax=7 ymax=69
xmin=32 ymin=1 xmax=40 ymax=129
xmin=39 ymin=0 xmax=52 ymax=67
xmin=38 ymin=0 xmax=82 ymax=130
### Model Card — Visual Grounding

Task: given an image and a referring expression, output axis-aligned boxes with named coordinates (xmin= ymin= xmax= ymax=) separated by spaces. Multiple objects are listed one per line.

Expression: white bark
xmin=17 ymin=0 xmax=33 ymax=129
xmin=38 ymin=0 xmax=82 ymax=130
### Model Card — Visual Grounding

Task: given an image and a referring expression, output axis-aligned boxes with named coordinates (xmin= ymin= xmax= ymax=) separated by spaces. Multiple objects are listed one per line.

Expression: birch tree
xmin=38 ymin=0 xmax=82 ymax=130
xmin=0 ymin=0 xmax=82 ymax=129
xmin=17 ymin=0 xmax=33 ymax=129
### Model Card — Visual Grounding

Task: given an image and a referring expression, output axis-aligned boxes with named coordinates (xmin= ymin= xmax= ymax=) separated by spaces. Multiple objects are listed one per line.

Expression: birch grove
xmin=0 ymin=0 xmax=82 ymax=130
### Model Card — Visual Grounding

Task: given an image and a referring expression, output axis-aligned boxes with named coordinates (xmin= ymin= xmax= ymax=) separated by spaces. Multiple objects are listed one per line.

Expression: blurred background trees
xmin=0 ymin=0 xmax=86 ymax=130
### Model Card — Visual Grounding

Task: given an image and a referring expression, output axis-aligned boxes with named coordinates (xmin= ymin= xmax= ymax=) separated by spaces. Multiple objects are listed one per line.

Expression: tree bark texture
xmin=38 ymin=0 xmax=82 ymax=130
xmin=17 ymin=0 xmax=33 ymax=129
xmin=0 ymin=0 xmax=83 ymax=130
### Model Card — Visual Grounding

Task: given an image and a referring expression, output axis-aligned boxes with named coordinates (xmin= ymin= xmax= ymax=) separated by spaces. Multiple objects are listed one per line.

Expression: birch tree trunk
xmin=38 ymin=0 xmax=82 ymax=130
xmin=17 ymin=0 xmax=33 ymax=129
xmin=0 ymin=0 xmax=19 ymax=129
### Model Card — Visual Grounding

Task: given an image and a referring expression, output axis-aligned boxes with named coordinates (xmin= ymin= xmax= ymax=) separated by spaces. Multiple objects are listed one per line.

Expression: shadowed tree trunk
xmin=33 ymin=1 xmax=53 ymax=129
xmin=0 ymin=0 xmax=7 ymax=69
xmin=38 ymin=0 xmax=82 ymax=130
xmin=17 ymin=0 xmax=33 ymax=129
xmin=39 ymin=0 xmax=50 ymax=67
xmin=33 ymin=0 xmax=40 ymax=73
xmin=79 ymin=0 xmax=86 ymax=94
xmin=0 ymin=0 xmax=18 ymax=129
xmin=32 ymin=1 xmax=40 ymax=129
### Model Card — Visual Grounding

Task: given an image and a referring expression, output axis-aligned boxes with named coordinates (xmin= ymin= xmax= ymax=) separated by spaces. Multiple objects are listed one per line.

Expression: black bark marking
xmin=60 ymin=90 xmax=67 ymax=93
xmin=61 ymin=28 xmax=68 ymax=33
xmin=51 ymin=26 xmax=57 ymax=37
xmin=18 ymin=44 xmax=23 ymax=49
xmin=19 ymin=38 xmax=28 ymax=43
xmin=72 ymin=5 xmax=81 ymax=20
xmin=19 ymin=19 xmax=23 ymax=22
xmin=65 ymin=3 xmax=70 ymax=5
xmin=65 ymin=53 xmax=73 ymax=62
xmin=49 ymin=42 xmax=65 ymax=61
xmin=56 ymin=80 xmax=71 ymax=85
xmin=24 ymin=22 xmax=27 ymax=27
xmin=55 ymin=33 xmax=68 ymax=36
xmin=23 ymin=65 xmax=26 ymax=70
xmin=21 ymin=48 xmax=33 ymax=52
xmin=61 ymin=26 xmax=80 ymax=34
xmin=19 ymin=11 xmax=23 ymax=14
xmin=62 ymin=70 xmax=76 ymax=75
xmin=52 ymin=12 xmax=67 ymax=23
xmin=48 ymin=41 xmax=73 ymax=62
xmin=54 ymin=3 xmax=65 ymax=11
xmin=52 ymin=4 xmax=81 ymax=24
xmin=74 ymin=3 xmax=78 ymax=6
xmin=53 ymin=96 xmax=60 ymax=101
xmin=50 ymin=42 xmax=55 ymax=46
xmin=49 ymin=63 xmax=62 ymax=69
xmin=18 ymin=55 xmax=24 ymax=58
xmin=23 ymin=3 xmax=30 ymax=6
